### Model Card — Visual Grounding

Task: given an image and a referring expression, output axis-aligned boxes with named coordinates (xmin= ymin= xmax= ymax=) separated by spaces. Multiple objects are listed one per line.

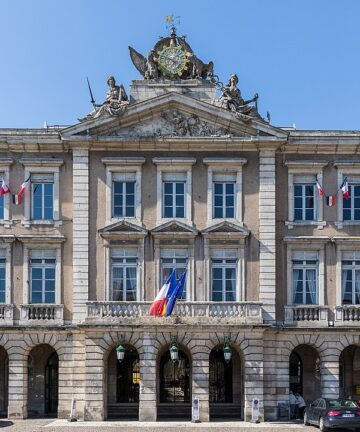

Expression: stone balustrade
xmin=284 ymin=305 xmax=329 ymax=326
xmin=0 ymin=304 xmax=14 ymax=325
xmin=20 ymin=304 xmax=64 ymax=325
xmin=86 ymin=301 xmax=263 ymax=324
xmin=335 ymin=305 xmax=360 ymax=325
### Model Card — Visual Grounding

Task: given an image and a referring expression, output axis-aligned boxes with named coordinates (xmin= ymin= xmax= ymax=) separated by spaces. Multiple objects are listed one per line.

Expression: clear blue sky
xmin=1 ymin=0 xmax=359 ymax=130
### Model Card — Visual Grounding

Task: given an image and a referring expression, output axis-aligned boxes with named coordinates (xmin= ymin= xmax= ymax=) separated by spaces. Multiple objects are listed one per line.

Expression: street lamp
xmin=170 ymin=342 xmax=179 ymax=363
xmin=223 ymin=338 xmax=232 ymax=363
xmin=116 ymin=344 xmax=125 ymax=363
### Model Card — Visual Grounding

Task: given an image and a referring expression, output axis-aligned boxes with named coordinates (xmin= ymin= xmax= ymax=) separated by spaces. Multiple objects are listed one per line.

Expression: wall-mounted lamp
xmin=223 ymin=336 xmax=232 ymax=363
xmin=116 ymin=344 xmax=125 ymax=363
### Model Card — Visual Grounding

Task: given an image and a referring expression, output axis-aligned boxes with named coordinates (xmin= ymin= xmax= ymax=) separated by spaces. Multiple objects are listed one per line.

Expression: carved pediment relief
xmin=202 ymin=221 xmax=250 ymax=238
xmin=99 ymin=220 xmax=147 ymax=238
xmin=152 ymin=220 xmax=198 ymax=237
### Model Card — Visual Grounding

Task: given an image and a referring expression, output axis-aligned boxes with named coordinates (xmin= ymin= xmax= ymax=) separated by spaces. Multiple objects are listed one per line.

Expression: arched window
xmin=159 ymin=350 xmax=190 ymax=403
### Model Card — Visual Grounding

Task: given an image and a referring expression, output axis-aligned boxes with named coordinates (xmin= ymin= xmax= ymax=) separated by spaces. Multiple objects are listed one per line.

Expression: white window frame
xmin=160 ymin=248 xmax=189 ymax=301
xmin=31 ymin=175 xmax=54 ymax=221
xmin=204 ymin=158 xmax=247 ymax=225
xmin=0 ymin=239 xmax=13 ymax=304
xmin=105 ymin=243 xmax=144 ymax=302
xmin=340 ymin=251 xmax=360 ymax=305
xmin=285 ymin=161 xmax=327 ymax=229
xmin=109 ymin=248 xmax=138 ymax=302
xmin=22 ymin=243 xmax=62 ymax=305
xmin=335 ymin=162 xmax=360 ymax=228
xmin=153 ymin=158 xmax=196 ymax=225
xmin=204 ymin=238 xmax=245 ymax=302
xmin=285 ymin=238 xmax=326 ymax=306
xmin=210 ymin=249 xmax=238 ymax=302
xmin=102 ymin=158 xmax=145 ymax=225
xmin=0 ymin=159 xmax=13 ymax=228
xmin=20 ymin=159 xmax=63 ymax=228
xmin=291 ymin=250 xmax=319 ymax=305
xmin=29 ymin=250 xmax=57 ymax=304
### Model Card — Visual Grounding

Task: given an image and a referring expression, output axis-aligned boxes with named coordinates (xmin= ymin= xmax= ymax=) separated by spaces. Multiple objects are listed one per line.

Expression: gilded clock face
xmin=157 ymin=45 xmax=188 ymax=77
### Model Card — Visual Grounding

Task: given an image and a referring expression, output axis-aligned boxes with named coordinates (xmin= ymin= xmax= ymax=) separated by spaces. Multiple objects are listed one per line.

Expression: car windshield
xmin=328 ymin=399 xmax=358 ymax=408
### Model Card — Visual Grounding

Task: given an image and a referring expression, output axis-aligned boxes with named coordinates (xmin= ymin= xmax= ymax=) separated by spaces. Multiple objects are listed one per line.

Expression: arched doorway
xmin=339 ymin=345 xmax=360 ymax=399
xmin=106 ymin=346 xmax=139 ymax=420
xmin=157 ymin=348 xmax=191 ymax=420
xmin=28 ymin=344 xmax=58 ymax=418
xmin=289 ymin=345 xmax=321 ymax=404
xmin=0 ymin=346 xmax=8 ymax=418
xmin=209 ymin=346 xmax=243 ymax=420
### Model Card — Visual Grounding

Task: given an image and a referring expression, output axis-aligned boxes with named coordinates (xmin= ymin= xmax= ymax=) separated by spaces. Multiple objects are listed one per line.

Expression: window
xmin=0 ymin=257 xmax=5 ymax=303
xmin=211 ymin=249 xmax=237 ymax=302
xmin=292 ymin=251 xmax=318 ymax=305
xmin=31 ymin=174 xmax=54 ymax=220
xmin=163 ymin=180 xmax=185 ymax=218
xmin=213 ymin=181 xmax=235 ymax=218
xmin=294 ymin=183 xmax=316 ymax=221
xmin=160 ymin=249 xmax=187 ymax=300
xmin=30 ymin=251 xmax=56 ymax=304
xmin=0 ymin=195 xmax=4 ymax=220
xmin=112 ymin=180 xmax=135 ymax=218
xmin=111 ymin=249 xmax=138 ymax=301
xmin=343 ymin=184 xmax=360 ymax=221
xmin=342 ymin=252 xmax=360 ymax=305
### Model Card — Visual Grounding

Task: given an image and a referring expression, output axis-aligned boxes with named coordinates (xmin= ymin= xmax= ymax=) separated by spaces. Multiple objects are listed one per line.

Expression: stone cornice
xmin=17 ymin=235 xmax=66 ymax=244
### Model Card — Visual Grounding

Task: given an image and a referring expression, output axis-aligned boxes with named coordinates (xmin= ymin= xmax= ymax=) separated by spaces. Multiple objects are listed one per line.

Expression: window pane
xmin=175 ymin=206 xmax=184 ymax=218
xmin=31 ymin=292 xmax=42 ymax=303
xmin=45 ymin=291 xmax=55 ymax=303
xmin=176 ymin=182 xmax=184 ymax=194
xmin=0 ymin=196 xmax=4 ymax=220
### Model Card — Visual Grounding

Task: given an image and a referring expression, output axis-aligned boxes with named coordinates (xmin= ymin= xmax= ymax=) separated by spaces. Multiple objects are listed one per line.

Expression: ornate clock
xmin=157 ymin=45 xmax=188 ymax=77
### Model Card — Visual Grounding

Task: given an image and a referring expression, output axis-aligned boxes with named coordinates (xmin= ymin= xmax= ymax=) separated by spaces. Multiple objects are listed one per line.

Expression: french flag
xmin=149 ymin=269 xmax=177 ymax=317
xmin=17 ymin=175 xmax=31 ymax=198
xmin=165 ymin=271 xmax=187 ymax=317
xmin=0 ymin=178 xmax=10 ymax=196
xmin=341 ymin=177 xmax=349 ymax=200
xmin=316 ymin=180 xmax=324 ymax=197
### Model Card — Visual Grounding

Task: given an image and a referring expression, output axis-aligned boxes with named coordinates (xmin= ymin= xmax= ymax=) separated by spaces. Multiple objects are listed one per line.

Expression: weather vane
xmin=164 ymin=14 xmax=180 ymax=34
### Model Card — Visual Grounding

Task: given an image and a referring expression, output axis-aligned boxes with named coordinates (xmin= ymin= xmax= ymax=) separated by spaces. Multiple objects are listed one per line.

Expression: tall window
xmin=292 ymin=251 xmax=318 ymax=305
xmin=211 ymin=250 xmax=237 ymax=302
xmin=213 ymin=182 xmax=235 ymax=218
xmin=0 ymin=256 xmax=5 ymax=303
xmin=342 ymin=252 xmax=360 ymax=304
xmin=30 ymin=251 xmax=56 ymax=304
xmin=112 ymin=180 xmax=135 ymax=218
xmin=111 ymin=249 xmax=137 ymax=301
xmin=294 ymin=183 xmax=316 ymax=221
xmin=0 ymin=195 xmax=4 ymax=220
xmin=343 ymin=184 xmax=360 ymax=221
xmin=31 ymin=174 xmax=54 ymax=220
xmin=160 ymin=249 xmax=187 ymax=300
xmin=162 ymin=172 xmax=186 ymax=218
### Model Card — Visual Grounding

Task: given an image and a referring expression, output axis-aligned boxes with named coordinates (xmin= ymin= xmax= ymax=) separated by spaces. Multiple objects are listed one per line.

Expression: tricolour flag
xmin=326 ymin=195 xmax=335 ymax=206
xmin=149 ymin=269 xmax=177 ymax=317
xmin=12 ymin=194 xmax=21 ymax=205
xmin=316 ymin=180 xmax=324 ymax=197
xmin=0 ymin=178 xmax=10 ymax=196
xmin=17 ymin=175 xmax=31 ymax=198
xmin=341 ymin=177 xmax=349 ymax=200
xmin=165 ymin=271 xmax=187 ymax=317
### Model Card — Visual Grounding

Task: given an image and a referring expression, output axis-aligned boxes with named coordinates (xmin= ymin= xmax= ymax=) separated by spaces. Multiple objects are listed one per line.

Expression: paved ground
xmin=0 ymin=419 xmax=355 ymax=432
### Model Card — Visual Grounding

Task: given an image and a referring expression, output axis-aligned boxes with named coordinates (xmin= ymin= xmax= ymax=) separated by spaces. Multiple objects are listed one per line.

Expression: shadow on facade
xmin=27 ymin=344 xmax=58 ymax=418
xmin=289 ymin=344 xmax=321 ymax=404
xmin=106 ymin=345 xmax=139 ymax=420
xmin=209 ymin=345 xmax=243 ymax=420
xmin=0 ymin=347 xmax=8 ymax=418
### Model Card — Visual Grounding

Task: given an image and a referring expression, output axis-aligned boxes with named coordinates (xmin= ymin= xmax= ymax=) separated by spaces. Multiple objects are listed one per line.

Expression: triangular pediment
xmin=61 ymin=92 xmax=288 ymax=142
xmin=202 ymin=221 xmax=250 ymax=237
xmin=99 ymin=220 xmax=147 ymax=238
xmin=152 ymin=220 xmax=198 ymax=236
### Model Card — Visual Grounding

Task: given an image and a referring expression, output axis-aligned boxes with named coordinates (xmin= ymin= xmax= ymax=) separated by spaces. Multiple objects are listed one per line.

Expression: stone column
xmin=259 ymin=150 xmax=276 ymax=322
xmin=192 ymin=351 xmax=209 ymax=422
xmin=139 ymin=333 xmax=157 ymax=422
xmin=72 ymin=149 xmax=89 ymax=323
xmin=321 ymin=351 xmax=339 ymax=399
xmin=7 ymin=352 xmax=27 ymax=419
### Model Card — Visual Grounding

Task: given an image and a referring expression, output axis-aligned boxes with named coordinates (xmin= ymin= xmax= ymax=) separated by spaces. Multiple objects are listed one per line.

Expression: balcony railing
xmin=0 ymin=304 xmax=13 ymax=325
xmin=284 ymin=305 xmax=329 ymax=326
xmin=20 ymin=304 xmax=64 ymax=325
xmin=86 ymin=301 xmax=263 ymax=324
xmin=335 ymin=305 xmax=360 ymax=324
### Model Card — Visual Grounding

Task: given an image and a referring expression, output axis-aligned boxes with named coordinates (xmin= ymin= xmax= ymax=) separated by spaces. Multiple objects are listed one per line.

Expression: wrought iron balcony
xmin=20 ymin=304 xmax=64 ymax=325
xmin=335 ymin=305 xmax=360 ymax=325
xmin=0 ymin=304 xmax=13 ymax=326
xmin=86 ymin=301 xmax=263 ymax=324
xmin=284 ymin=305 xmax=329 ymax=326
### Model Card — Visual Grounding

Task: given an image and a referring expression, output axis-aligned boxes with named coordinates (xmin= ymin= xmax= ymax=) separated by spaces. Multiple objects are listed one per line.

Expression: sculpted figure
xmin=219 ymin=74 xmax=258 ymax=116
xmin=145 ymin=50 xmax=159 ymax=80
xmin=92 ymin=76 xmax=128 ymax=118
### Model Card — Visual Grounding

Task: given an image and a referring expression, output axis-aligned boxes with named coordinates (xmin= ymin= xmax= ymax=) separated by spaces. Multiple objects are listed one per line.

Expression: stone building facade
xmin=0 ymin=28 xmax=360 ymax=423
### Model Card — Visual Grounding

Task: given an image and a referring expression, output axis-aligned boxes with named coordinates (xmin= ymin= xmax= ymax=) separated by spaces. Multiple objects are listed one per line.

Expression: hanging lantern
xmin=223 ymin=342 xmax=232 ymax=363
xmin=116 ymin=344 xmax=125 ymax=362
xmin=169 ymin=343 xmax=179 ymax=363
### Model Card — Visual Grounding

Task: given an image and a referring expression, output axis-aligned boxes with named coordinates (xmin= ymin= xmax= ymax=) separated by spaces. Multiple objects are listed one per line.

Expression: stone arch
xmin=339 ymin=342 xmax=360 ymax=399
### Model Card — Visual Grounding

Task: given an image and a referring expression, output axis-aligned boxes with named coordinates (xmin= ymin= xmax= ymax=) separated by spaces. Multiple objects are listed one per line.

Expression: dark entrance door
xmin=289 ymin=351 xmax=302 ymax=396
xmin=45 ymin=352 xmax=58 ymax=416
xmin=158 ymin=349 xmax=191 ymax=420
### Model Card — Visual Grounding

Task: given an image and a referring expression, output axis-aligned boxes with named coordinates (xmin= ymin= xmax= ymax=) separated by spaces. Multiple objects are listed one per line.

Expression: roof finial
xmin=164 ymin=14 xmax=180 ymax=36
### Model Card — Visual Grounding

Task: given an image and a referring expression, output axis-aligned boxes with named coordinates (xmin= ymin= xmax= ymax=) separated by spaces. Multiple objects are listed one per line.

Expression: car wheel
xmin=319 ymin=417 xmax=327 ymax=432
xmin=303 ymin=412 xmax=309 ymax=426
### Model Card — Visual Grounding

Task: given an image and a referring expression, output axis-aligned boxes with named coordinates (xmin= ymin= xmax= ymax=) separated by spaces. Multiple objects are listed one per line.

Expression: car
xmin=304 ymin=398 xmax=360 ymax=431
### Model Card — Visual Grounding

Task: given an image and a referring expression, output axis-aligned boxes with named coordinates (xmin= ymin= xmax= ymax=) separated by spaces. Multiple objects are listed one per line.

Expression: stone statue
xmin=80 ymin=76 xmax=128 ymax=121
xmin=144 ymin=50 xmax=159 ymax=80
xmin=219 ymin=74 xmax=258 ymax=116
